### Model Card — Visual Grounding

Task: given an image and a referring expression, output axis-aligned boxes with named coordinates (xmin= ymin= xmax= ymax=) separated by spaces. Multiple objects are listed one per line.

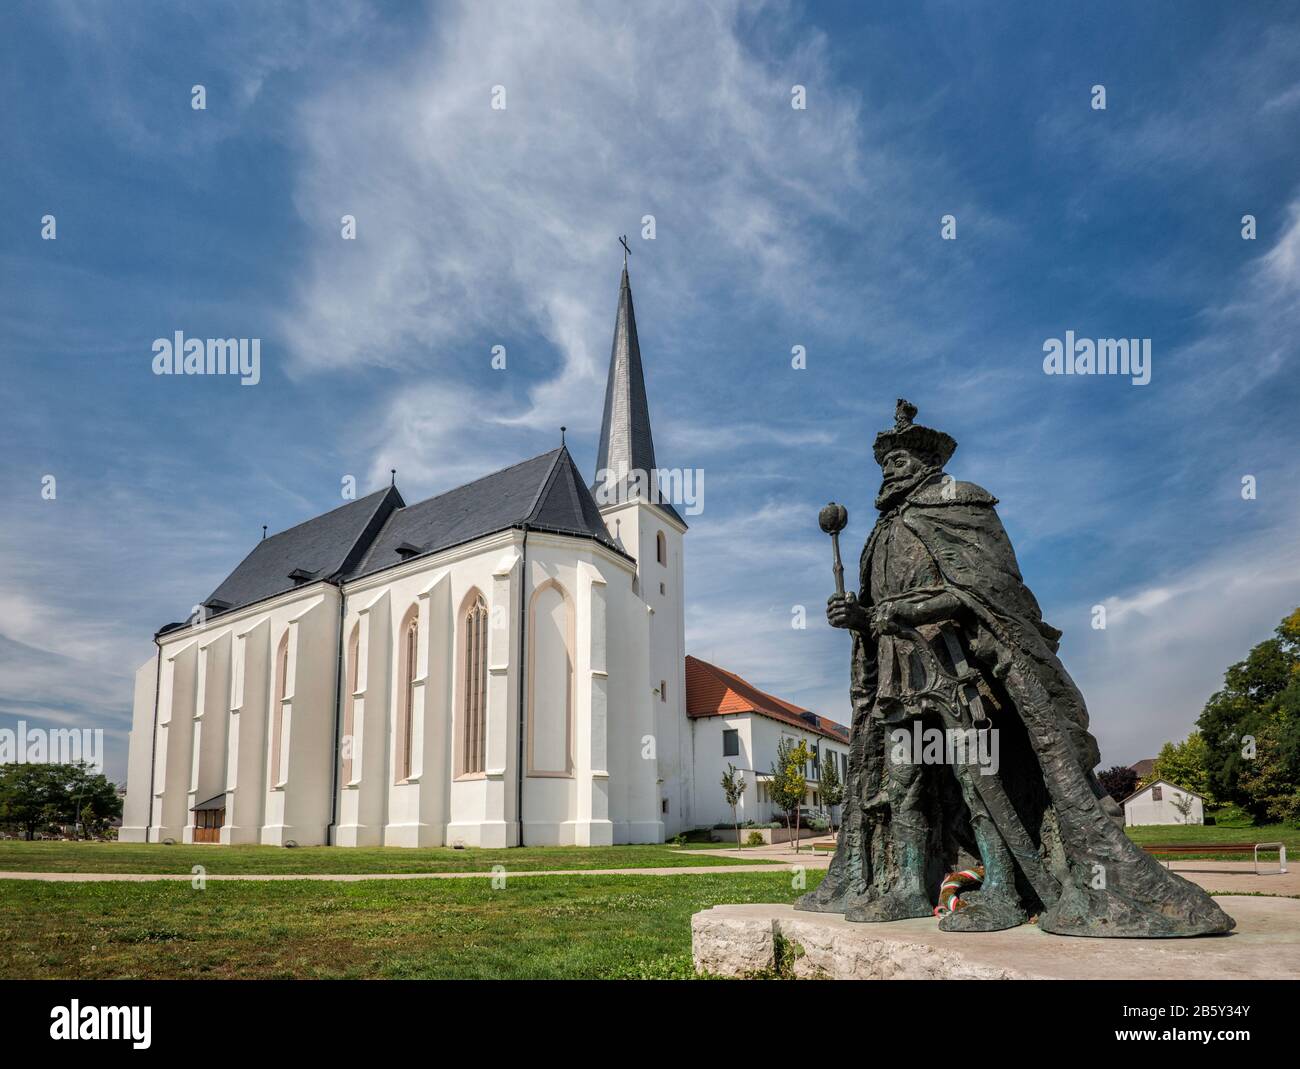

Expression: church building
xmin=120 ymin=263 xmax=690 ymax=847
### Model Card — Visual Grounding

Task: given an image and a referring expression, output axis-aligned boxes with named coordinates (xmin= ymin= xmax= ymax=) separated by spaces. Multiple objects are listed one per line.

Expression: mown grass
xmin=0 ymin=840 xmax=760 ymax=875
xmin=0 ymin=870 xmax=821 ymax=979
xmin=1125 ymin=823 xmax=1299 ymax=860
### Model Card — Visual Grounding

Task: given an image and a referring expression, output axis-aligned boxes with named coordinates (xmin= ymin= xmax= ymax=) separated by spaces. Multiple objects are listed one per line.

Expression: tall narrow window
xmin=459 ymin=593 xmax=489 ymax=775
xmin=396 ymin=609 xmax=419 ymax=783
xmin=271 ymin=631 xmax=290 ymax=786
xmin=656 ymin=531 xmax=667 ymax=566
xmin=341 ymin=623 xmax=360 ymax=784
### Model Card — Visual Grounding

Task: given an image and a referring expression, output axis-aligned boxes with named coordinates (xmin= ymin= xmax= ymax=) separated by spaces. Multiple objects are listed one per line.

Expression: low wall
xmin=691 ymin=898 xmax=1295 ymax=980
xmin=709 ymin=826 xmax=822 ymax=845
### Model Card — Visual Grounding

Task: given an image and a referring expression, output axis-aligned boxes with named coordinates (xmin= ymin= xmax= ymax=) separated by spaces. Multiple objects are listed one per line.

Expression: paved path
xmin=1152 ymin=858 xmax=1300 ymax=896
xmin=0 ymin=856 xmax=1291 ymax=894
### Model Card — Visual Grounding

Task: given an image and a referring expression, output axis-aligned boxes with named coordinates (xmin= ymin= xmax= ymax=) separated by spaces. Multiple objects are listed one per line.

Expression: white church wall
xmin=127 ymin=520 xmax=668 ymax=849
xmin=150 ymin=638 xmax=197 ymax=842
xmin=262 ymin=592 xmax=337 ymax=846
xmin=137 ymin=584 xmax=343 ymax=846
xmin=336 ymin=588 xmax=390 ymax=846
xmin=118 ymin=655 xmax=159 ymax=842
xmin=223 ymin=616 xmax=270 ymax=844
xmin=604 ymin=500 xmax=689 ymax=836
xmin=184 ymin=630 xmax=231 ymax=842
xmin=573 ymin=560 xmax=612 ymax=845
xmin=521 ymin=559 xmax=577 ymax=845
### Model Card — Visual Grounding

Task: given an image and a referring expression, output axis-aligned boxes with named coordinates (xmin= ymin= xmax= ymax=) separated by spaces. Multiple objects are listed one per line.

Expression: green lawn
xmin=1125 ymin=823 xmax=1299 ymax=860
xmin=0 ymin=870 xmax=820 ymax=979
xmin=0 ymin=840 xmax=762 ymax=875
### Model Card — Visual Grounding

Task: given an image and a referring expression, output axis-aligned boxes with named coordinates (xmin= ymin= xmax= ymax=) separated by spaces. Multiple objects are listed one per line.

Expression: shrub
xmin=746 ymin=831 xmax=764 ymax=846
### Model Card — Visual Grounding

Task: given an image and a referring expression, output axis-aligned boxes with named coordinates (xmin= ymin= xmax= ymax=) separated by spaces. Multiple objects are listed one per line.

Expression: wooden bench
xmin=1140 ymin=841 xmax=1288 ymax=875
xmin=811 ymin=839 xmax=838 ymax=853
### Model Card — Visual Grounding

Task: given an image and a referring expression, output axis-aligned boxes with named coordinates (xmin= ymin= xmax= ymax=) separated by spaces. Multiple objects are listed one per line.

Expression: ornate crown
xmin=872 ymin=398 xmax=957 ymax=467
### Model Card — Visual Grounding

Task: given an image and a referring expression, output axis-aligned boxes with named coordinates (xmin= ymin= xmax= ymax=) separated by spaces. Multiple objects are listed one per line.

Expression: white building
xmin=684 ymin=655 xmax=849 ymax=828
xmin=120 ymin=263 xmax=691 ymax=848
xmin=1122 ymin=780 xmax=1205 ymax=827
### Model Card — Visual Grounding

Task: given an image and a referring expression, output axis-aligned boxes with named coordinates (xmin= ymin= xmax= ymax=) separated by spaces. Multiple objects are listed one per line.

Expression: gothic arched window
xmin=395 ymin=607 xmax=419 ymax=783
xmin=271 ymin=631 xmax=290 ymax=787
xmin=656 ymin=530 xmax=667 ymax=566
xmin=342 ymin=622 xmax=360 ymax=784
xmin=458 ymin=592 xmax=489 ymax=776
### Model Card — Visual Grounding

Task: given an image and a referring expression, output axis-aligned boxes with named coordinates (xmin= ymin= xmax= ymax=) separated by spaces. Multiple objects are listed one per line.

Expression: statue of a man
xmin=798 ymin=400 xmax=1234 ymax=938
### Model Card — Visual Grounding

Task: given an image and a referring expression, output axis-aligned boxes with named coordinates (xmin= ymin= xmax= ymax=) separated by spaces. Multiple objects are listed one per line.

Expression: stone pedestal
xmin=691 ymin=896 xmax=1298 ymax=979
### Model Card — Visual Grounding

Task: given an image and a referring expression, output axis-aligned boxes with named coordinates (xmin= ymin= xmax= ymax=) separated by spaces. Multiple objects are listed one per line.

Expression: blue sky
xmin=3 ymin=1 xmax=1299 ymax=783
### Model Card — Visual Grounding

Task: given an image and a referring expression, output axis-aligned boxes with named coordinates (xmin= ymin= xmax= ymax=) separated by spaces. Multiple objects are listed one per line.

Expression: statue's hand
xmin=827 ymin=592 xmax=870 ymax=632
xmin=871 ymin=602 xmax=909 ymax=636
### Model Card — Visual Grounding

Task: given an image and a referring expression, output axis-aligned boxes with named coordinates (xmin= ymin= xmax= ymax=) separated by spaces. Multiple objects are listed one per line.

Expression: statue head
xmin=872 ymin=399 xmax=956 ymax=509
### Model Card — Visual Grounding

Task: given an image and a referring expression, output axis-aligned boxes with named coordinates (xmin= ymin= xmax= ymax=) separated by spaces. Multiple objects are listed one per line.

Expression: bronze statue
xmin=797 ymin=400 xmax=1234 ymax=937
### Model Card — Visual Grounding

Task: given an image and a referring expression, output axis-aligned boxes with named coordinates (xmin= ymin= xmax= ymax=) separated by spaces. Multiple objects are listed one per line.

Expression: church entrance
xmin=191 ymin=794 xmax=226 ymax=843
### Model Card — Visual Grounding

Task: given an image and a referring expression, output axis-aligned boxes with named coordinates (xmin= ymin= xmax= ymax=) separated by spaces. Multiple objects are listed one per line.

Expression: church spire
xmin=594 ymin=260 xmax=657 ymax=488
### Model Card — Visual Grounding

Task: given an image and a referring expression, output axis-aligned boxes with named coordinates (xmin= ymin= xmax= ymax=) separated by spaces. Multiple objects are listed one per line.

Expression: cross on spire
xmin=619 ymin=234 xmax=631 ymax=267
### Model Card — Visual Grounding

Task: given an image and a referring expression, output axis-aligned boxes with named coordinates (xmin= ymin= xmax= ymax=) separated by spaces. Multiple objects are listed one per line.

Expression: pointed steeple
xmin=595 ymin=264 xmax=658 ymax=486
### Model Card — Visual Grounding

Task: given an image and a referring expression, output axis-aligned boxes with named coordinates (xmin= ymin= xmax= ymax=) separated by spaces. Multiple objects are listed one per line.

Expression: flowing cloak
xmin=798 ymin=477 xmax=1234 ymax=937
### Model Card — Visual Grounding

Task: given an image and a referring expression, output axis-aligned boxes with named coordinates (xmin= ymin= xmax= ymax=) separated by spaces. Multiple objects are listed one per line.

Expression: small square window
xmin=723 ymin=729 xmax=739 ymax=757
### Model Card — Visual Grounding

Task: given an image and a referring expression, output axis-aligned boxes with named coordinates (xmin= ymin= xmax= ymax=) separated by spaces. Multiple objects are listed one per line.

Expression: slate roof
xmin=171 ymin=448 xmax=623 ymax=632
xmin=197 ymin=486 xmax=403 ymax=619
xmin=685 ymin=655 xmax=849 ymax=744
xmin=351 ymin=446 xmax=623 ymax=578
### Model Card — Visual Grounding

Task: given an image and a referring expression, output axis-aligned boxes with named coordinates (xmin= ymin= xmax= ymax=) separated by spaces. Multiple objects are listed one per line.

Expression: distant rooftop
xmin=685 ymin=654 xmax=849 ymax=744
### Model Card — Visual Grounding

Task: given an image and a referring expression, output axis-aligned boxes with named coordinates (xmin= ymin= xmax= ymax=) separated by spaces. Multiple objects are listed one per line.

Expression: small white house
xmin=1122 ymin=780 xmax=1205 ymax=826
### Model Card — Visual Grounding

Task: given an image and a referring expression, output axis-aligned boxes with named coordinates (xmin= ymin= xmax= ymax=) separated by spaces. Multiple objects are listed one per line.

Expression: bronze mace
xmin=819 ymin=502 xmax=848 ymax=597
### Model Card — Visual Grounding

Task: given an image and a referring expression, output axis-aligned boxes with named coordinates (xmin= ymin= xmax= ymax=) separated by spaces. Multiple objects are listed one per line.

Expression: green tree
xmin=720 ymin=763 xmax=745 ymax=848
xmin=1197 ymin=607 xmax=1300 ymax=820
xmin=66 ymin=764 xmax=122 ymax=838
xmin=1149 ymin=732 xmax=1214 ymax=803
xmin=770 ymin=737 xmax=811 ymax=852
xmin=0 ymin=762 xmax=121 ymax=840
xmin=819 ymin=749 xmax=843 ymax=834
xmin=1237 ymin=718 xmax=1300 ymax=826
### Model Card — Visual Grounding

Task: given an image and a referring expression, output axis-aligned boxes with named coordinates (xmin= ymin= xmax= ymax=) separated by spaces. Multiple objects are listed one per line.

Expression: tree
xmin=66 ymin=764 xmax=122 ymax=838
xmin=1236 ymin=718 xmax=1300 ymax=826
xmin=1149 ymin=733 xmax=1214 ymax=804
xmin=819 ymin=749 xmax=843 ymax=834
xmin=1097 ymin=765 xmax=1138 ymax=801
xmin=0 ymin=762 xmax=121 ymax=840
xmin=1170 ymin=790 xmax=1196 ymax=825
xmin=1197 ymin=607 xmax=1300 ymax=821
xmin=770 ymin=737 xmax=811 ymax=853
xmin=720 ymin=764 xmax=745 ymax=848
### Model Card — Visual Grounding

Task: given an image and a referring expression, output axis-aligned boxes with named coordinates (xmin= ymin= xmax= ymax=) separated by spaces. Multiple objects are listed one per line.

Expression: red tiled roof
xmin=685 ymin=655 xmax=849 ymax=743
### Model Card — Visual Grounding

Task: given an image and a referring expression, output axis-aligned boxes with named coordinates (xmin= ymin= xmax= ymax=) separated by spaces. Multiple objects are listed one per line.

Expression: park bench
xmin=811 ymin=839 xmax=837 ymax=853
xmin=1140 ymin=841 xmax=1288 ymax=875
